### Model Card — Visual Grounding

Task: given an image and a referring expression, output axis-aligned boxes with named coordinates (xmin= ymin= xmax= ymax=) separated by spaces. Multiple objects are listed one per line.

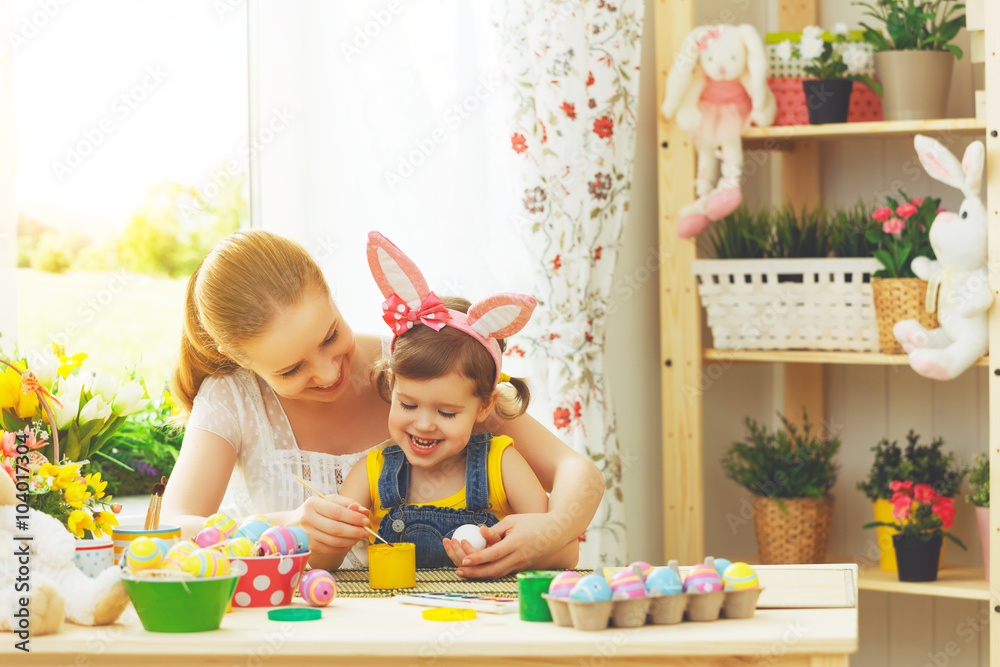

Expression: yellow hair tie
xmin=498 ymin=372 xmax=511 ymax=383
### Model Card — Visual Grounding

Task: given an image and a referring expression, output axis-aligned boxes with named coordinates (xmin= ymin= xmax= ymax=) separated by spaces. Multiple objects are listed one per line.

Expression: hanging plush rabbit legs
xmin=892 ymin=134 xmax=992 ymax=381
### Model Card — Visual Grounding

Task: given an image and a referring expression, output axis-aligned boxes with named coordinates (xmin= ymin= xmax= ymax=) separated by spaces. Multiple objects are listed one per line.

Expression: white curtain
xmin=495 ymin=0 xmax=645 ymax=565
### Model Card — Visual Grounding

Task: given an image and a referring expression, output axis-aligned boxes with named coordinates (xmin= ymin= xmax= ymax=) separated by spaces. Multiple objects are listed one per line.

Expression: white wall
xmin=620 ymin=1 xmax=990 ymax=665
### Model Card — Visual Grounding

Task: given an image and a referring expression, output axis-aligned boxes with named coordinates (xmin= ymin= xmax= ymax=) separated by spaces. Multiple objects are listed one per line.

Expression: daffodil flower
xmin=94 ymin=510 xmax=118 ymax=537
xmin=85 ymin=472 xmax=107 ymax=499
xmin=67 ymin=509 xmax=97 ymax=538
xmin=53 ymin=463 xmax=83 ymax=488
xmin=64 ymin=479 xmax=92 ymax=508
xmin=52 ymin=343 xmax=87 ymax=379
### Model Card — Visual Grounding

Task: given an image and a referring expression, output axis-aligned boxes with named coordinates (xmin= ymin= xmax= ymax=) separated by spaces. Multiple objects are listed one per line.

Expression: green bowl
xmin=121 ymin=573 xmax=240 ymax=632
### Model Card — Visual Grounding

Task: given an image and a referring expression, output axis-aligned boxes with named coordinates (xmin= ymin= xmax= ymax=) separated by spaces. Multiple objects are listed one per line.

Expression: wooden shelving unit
xmin=656 ymin=0 xmax=999 ymax=663
xmin=704 ymin=349 xmax=990 ymax=366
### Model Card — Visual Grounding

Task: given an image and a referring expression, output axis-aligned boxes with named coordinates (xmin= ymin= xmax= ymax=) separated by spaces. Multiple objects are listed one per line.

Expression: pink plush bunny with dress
xmin=661 ymin=24 xmax=776 ymax=238
xmin=893 ymin=134 xmax=992 ymax=380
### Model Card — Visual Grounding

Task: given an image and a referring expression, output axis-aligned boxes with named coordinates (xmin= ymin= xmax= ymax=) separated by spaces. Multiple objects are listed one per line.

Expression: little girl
xmin=327 ymin=232 xmax=579 ymax=572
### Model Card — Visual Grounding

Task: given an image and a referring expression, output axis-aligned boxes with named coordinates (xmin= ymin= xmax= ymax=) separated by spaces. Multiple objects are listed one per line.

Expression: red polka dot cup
xmin=230 ymin=552 xmax=310 ymax=607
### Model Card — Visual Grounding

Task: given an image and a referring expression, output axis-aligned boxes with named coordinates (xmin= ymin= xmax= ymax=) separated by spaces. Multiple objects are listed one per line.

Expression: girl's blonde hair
xmin=371 ymin=297 xmax=530 ymax=419
xmin=171 ymin=230 xmax=328 ymax=418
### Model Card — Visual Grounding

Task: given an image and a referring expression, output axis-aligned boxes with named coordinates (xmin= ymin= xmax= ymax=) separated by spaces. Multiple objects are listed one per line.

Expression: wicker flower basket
xmin=870 ymin=278 xmax=939 ymax=355
xmin=752 ymin=495 xmax=834 ymax=564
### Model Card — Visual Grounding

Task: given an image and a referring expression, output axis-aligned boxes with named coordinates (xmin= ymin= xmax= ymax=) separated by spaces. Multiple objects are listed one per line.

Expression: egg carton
xmin=543 ymin=587 xmax=762 ymax=631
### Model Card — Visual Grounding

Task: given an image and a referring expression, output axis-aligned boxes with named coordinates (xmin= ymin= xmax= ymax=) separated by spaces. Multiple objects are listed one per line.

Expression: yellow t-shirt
xmin=366 ymin=435 xmax=515 ymax=539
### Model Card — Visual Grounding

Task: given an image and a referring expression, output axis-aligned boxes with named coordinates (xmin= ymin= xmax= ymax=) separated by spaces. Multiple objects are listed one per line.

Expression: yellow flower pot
xmin=872 ymin=499 xmax=946 ymax=571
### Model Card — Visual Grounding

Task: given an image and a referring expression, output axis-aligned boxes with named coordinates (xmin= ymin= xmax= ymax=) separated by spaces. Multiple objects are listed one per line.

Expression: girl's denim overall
xmin=376 ymin=433 xmax=500 ymax=568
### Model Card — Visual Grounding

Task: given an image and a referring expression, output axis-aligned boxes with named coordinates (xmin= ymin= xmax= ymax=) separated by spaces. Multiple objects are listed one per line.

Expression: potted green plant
xmin=775 ymin=25 xmax=880 ymax=124
xmin=966 ymin=452 xmax=989 ymax=579
xmin=864 ymin=193 xmax=939 ymax=354
xmin=694 ymin=202 xmax=882 ymax=351
xmin=854 ymin=0 xmax=965 ymax=120
xmin=856 ymin=430 xmax=968 ymax=570
xmin=722 ymin=411 xmax=841 ymax=564
xmin=864 ymin=480 xmax=966 ymax=582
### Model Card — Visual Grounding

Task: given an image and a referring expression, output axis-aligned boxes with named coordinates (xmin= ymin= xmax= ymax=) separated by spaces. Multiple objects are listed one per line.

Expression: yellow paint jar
xmin=368 ymin=543 xmax=416 ymax=589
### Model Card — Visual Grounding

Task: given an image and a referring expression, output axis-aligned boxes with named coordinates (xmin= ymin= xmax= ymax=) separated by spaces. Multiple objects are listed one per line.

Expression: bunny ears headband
xmin=366 ymin=231 xmax=536 ymax=386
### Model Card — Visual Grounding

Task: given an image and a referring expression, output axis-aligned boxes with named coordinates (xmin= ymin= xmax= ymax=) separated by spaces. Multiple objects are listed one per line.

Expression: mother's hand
xmin=287 ymin=494 xmax=369 ymax=554
xmin=455 ymin=513 xmax=572 ymax=579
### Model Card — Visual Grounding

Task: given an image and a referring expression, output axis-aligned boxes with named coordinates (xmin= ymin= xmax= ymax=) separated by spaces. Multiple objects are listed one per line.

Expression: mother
xmin=160 ymin=230 xmax=604 ymax=577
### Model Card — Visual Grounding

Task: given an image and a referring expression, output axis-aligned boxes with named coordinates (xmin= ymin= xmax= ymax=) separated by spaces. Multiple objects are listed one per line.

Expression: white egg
xmin=452 ymin=524 xmax=487 ymax=551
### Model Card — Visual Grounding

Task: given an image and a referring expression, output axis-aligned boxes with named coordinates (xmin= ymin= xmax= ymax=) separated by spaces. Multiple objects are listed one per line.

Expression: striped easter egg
xmin=683 ymin=564 xmax=723 ymax=593
xmin=194 ymin=526 xmax=225 ymax=548
xmin=182 ymin=548 xmax=231 ymax=578
xmin=287 ymin=527 xmax=309 ymax=554
xmin=627 ymin=561 xmax=655 ymax=580
xmin=299 ymin=569 xmax=337 ymax=606
xmin=234 ymin=519 xmax=270 ymax=543
xmin=645 ymin=567 xmax=683 ymax=595
xmin=162 ymin=540 xmax=198 ymax=570
xmin=221 ymin=536 xmax=256 ymax=558
xmin=205 ymin=513 xmax=238 ymax=539
xmin=712 ymin=558 xmax=733 ymax=579
xmin=609 ymin=570 xmax=647 ymax=600
xmin=124 ymin=537 xmax=163 ymax=572
xmin=240 ymin=514 xmax=273 ymax=529
xmin=722 ymin=562 xmax=759 ymax=591
xmin=547 ymin=571 xmax=582 ymax=598
xmin=257 ymin=526 xmax=297 ymax=556
xmin=150 ymin=537 xmax=174 ymax=558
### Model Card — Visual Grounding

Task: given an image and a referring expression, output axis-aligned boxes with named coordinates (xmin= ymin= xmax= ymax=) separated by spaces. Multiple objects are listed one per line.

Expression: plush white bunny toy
xmin=661 ymin=24 xmax=776 ymax=239
xmin=893 ymin=134 xmax=992 ymax=381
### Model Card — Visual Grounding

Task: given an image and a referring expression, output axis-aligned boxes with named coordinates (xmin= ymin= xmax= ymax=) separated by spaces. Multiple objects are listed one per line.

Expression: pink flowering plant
xmin=863 ymin=480 xmax=966 ymax=549
xmin=864 ymin=193 xmax=939 ymax=278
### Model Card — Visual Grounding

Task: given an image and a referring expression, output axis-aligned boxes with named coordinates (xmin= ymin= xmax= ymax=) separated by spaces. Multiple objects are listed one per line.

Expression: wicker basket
xmin=0 ymin=359 xmax=61 ymax=462
xmin=691 ymin=258 xmax=881 ymax=351
xmin=870 ymin=278 xmax=939 ymax=355
xmin=752 ymin=495 xmax=834 ymax=564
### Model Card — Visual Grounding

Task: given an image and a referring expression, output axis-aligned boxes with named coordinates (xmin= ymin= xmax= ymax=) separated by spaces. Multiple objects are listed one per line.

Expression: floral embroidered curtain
xmin=496 ymin=0 xmax=644 ymax=565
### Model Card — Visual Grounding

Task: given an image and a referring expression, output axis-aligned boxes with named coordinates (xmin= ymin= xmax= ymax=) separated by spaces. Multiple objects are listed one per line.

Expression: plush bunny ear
xmin=961 ymin=140 xmax=985 ymax=199
xmin=366 ymin=231 xmax=431 ymax=307
xmin=662 ymin=26 xmax=705 ymax=119
xmin=467 ymin=293 xmax=536 ymax=340
xmin=915 ymin=134 xmax=966 ymax=192
xmin=736 ymin=24 xmax=767 ymax=103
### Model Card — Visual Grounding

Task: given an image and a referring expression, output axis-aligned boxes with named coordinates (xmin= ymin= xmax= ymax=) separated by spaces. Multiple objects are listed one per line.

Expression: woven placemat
xmin=334 ymin=568 xmax=593 ymax=598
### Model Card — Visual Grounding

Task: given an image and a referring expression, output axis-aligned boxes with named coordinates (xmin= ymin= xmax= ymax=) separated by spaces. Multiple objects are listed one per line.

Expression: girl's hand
xmin=442 ymin=525 xmax=501 ymax=568
xmin=455 ymin=513 xmax=568 ymax=579
xmin=287 ymin=494 xmax=370 ymax=554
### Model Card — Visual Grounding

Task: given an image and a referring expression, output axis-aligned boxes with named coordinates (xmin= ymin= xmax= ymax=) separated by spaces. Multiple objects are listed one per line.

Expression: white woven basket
xmin=692 ymin=257 xmax=881 ymax=351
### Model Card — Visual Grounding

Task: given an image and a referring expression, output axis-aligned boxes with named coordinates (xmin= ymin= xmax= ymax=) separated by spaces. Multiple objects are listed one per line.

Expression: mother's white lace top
xmin=186 ymin=368 xmax=377 ymax=568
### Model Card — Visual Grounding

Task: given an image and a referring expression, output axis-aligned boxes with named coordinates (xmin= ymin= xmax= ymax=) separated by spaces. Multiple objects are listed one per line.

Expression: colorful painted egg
xmin=609 ymin=570 xmax=647 ymax=600
xmin=194 ymin=526 xmax=225 ymax=548
xmin=162 ymin=540 xmax=198 ymax=570
xmin=712 ymin=558 xmax=733 ymax=579
xmin=287 ymin=527 xmax=310 ymax=554
xmin=569 ymin=573 xmax=613 ymax=602
xmin=124 ymin=537 xmax=163 ymax=572
xmin=240 ymin=514 xmax=273 ymax=529
xmin=150 ymin=537 xmax=174 ymax=558
xmin=645 ymin=567 xmax=683 ymax=595
xmin=204 ymin=513 xmax=237 ymax=538
xmin=257 ymin=526 xmax=297 ymax=556
xmin=299 ymin=569 xmax=337 ymax=606
xmin=547 ymin=570 xmax=582 ymax=598
xmin=220 ymin=536 xmax=256 ymax=558
xmin=627 ymin=561 xmax=655 ymax=580
xmin=234 ymin=519 xmax=270 ymax=543
xmin=182 ymin=548 xmax=231 ymax=578
xmin=683 ymin=564 xmax=724 ymax=593
xmin=722 ymin=562 xmax=759 ymax=591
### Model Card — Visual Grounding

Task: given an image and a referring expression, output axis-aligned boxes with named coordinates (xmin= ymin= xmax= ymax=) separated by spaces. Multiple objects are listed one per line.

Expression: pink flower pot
xmin=976 ymin=506 xmax=989 ymax=580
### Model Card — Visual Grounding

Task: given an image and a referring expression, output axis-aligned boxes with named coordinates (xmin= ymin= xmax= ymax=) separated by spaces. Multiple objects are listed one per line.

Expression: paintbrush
xmin=292 ymin=475 xmax=390 ymax=546
xmin=144 ymin=476 xmax=166 ymax=530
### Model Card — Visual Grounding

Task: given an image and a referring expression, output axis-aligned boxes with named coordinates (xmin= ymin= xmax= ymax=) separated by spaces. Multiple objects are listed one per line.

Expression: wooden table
xmin=9 ymin=598 xmax=856 ymax=667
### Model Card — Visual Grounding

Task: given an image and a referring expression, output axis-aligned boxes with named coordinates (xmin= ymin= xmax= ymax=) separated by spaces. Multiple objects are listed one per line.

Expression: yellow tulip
xmin=63 ymin=479 xmax=91 ymax=508
xmin=0 ymin=366 xmax=39 ymax=419
xmin=94 ymin=510 xmax=118 ymax=537
xmin=67 ymin=509 xmax=96 ymax=538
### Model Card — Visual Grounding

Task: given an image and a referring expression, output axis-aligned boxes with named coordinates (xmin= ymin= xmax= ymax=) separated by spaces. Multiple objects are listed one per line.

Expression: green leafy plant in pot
xmin=966 ymin=452 xmax=989 ymax=580
xmin=722 ymin=411 xmax=841 ymax=564
xmin=855 ymin=0 xmax=965 ymax=120
xmin=856 ymin=430 xmax=968 ymax=570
